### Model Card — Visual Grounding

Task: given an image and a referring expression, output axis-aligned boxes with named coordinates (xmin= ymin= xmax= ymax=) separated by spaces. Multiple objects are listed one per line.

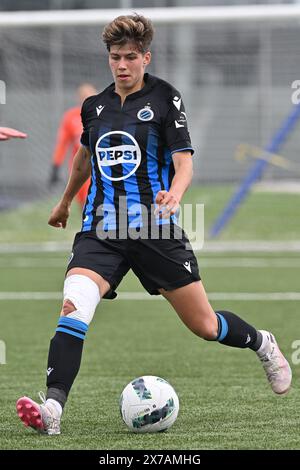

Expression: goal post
xmin=1 ymin=5 xmax=300 ymax=208
xmin=2 ymin=4 xmax=300 ymax=27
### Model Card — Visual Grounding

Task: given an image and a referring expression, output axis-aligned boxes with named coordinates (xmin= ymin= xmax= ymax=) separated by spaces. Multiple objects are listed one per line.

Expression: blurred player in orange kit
xmin=49 ymin=83 xmax=97 ymax=207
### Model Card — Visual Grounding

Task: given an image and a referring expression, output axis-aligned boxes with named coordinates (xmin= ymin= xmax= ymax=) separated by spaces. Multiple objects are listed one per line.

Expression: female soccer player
xmin=16 ymin=14 xmax=292 ymax=435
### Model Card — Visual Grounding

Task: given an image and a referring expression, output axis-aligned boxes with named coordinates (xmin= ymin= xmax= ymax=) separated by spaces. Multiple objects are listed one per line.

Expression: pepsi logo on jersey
xmin=95 ymin=130 xmax=141 ymax=182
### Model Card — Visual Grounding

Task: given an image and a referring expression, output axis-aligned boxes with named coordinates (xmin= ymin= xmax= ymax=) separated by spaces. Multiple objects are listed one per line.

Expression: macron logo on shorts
xmin=183 ymin=261 xmax=192 ymax=273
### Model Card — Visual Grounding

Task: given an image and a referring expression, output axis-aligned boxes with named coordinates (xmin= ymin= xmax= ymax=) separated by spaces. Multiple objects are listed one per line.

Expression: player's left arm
xmin=155 ymin=151 xmax=193 ymax=218
xmin=156 ymin=87 xmax=194 ymax=218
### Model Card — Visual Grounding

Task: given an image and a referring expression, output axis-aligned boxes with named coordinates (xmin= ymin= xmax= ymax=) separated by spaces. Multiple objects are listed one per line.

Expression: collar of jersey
xmin=108 ymin=73 xmax=156 ymax=101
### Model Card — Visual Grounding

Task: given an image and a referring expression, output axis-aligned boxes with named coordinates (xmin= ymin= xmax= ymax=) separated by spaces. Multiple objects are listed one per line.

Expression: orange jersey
xmin=52 ymin=107 xmax=82 ymax=168
xmin=52 ymin=106 xmax=90 ymax=207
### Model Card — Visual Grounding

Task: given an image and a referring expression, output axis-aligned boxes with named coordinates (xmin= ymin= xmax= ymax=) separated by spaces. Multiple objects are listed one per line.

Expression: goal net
xmin=0 ymin=5 xmax=300 ymax=207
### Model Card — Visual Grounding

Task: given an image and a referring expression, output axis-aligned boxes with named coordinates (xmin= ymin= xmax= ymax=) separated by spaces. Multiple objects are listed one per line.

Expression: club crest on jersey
xmin=137 ymin=106 xmax=154 ymax=121
xmin=95 ymin=130 xmax=141 ymax=182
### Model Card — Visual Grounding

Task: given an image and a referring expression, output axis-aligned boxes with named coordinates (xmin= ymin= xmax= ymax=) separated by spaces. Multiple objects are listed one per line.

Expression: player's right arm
xmin=48 ymin=144 xmax=91 ymax=228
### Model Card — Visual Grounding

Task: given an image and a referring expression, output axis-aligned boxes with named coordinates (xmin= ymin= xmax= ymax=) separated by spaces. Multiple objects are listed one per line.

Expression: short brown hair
xmin=102 ymin=14 xmax=154 ymax=53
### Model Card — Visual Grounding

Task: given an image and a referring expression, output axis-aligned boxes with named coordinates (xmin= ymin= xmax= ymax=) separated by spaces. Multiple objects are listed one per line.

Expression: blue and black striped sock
xmin=46 ymin=317 xmax=89 ymax=400
xmin=56 ymin=317 xmax=88 ymax=340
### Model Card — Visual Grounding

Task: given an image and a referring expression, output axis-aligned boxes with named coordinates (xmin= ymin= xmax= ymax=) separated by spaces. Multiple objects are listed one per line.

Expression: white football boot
xmin=256 ymin=330 xmax=292 ymax=395
xmin=16 ymin=392 xmax=61 ymax=435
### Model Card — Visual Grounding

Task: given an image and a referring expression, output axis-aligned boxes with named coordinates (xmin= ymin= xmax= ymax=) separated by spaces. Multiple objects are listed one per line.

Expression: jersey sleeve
xmin=163 ymin=93 xmax=194 ymax=155
xmin=80 ymin=99 xmax=90 ymax=147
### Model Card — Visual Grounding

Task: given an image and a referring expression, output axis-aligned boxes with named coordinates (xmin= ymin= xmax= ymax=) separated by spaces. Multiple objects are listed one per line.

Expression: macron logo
xmin=175 ymin=120 xmax=184 ymax=128
xmin=173 ymin=96 xmax=181 ymax=111
xmin=183 ymin=261 xmax=192 ymax=273
xmin=47 ymin=367 xmax=54 ymax=376
xmin=96 ymin=105 xmax=105 ymax=117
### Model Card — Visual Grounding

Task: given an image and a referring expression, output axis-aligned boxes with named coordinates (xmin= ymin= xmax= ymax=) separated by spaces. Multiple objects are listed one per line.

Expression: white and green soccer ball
xmin=119 ymin=375 xmax=179 ymax=433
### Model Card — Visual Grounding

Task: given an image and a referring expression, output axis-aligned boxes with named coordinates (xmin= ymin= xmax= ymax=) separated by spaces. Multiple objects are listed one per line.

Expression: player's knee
xmin=61 ymin=274 xmax=101 ymax=326
xmin=61 ymin=299 xmax=76 ymax=316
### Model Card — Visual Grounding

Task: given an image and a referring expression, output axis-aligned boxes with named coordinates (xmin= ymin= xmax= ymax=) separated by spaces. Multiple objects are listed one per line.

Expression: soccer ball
xmin=119 ymin=375 xmax=179 ymax=433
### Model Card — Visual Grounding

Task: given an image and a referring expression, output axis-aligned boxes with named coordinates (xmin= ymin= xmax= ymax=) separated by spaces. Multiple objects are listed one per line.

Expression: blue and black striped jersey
xmin=80 ymin=73 xmax=193 ymax=233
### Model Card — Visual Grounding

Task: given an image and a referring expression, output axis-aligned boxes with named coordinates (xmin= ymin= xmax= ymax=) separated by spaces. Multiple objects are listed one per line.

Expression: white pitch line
xmin=0 ymin=292 xmax=300 ymax=301
xmin=1 ymin=240 xmax=300 ymax=253
xmin=0 ymin=292 xmax=62 ymax=300
xmin=193 ymin=240 xmax=300 ymax=252
xmin=199 ymin=258 xmax=300 ymax=268
xmin=1 ymin=257 xmax=300 ymax=268
xmin=207 ymin=292 xmax=300 ymax=301
xmin=0 ymin=242 xmax=71 ymax=253
xmin=0 ymin=258 xmax=67 ymax=268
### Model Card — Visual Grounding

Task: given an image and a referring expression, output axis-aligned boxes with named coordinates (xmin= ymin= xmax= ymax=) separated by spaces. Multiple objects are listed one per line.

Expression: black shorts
xmin=67 ymin=227 xmax=201 ymax=299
